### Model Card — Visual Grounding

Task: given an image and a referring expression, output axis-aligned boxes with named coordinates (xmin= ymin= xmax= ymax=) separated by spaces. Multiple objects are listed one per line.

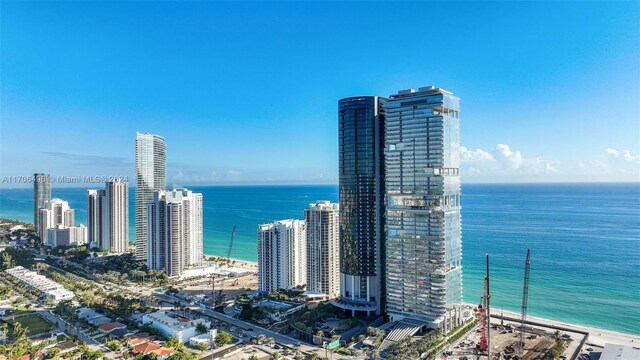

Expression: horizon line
xmin=1 ymin=180 xmax=639 ymax=190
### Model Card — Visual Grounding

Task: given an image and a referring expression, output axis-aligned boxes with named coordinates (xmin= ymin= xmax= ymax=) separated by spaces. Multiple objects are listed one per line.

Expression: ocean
xmin=0 ymin=183 xmax=638 ymax=335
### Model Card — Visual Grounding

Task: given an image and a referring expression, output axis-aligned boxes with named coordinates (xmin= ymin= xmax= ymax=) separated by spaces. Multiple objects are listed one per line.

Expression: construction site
xmin=442 ymin=250 xmax=589 ymax=360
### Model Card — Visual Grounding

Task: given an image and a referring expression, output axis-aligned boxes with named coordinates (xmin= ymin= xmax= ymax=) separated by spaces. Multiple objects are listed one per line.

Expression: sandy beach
xmin=205 ymin=254 xmax=258 ymax=271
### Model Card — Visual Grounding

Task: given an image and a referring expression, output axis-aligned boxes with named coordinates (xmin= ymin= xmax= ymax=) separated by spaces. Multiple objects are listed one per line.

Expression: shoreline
xmin=462 ymin=302 xmax=640 ymax=347
xmin=205 ymin=253 xmax=640 ymax=340
xmin=204 ymin=254 xmax=257 ymax=269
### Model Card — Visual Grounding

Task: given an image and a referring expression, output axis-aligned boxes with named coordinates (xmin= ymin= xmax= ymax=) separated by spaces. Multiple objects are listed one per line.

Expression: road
xmin=43 ymin=255 xmax=358 ymax=359
xmin=152 ymin=292 xmax=355 ymax=360
xmin=39 ymin=309 xmax=100 ymax=346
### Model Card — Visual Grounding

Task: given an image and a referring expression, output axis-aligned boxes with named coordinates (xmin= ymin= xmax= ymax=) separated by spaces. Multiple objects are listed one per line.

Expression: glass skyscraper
xmin=334 ymin=96 xmax=386 ymax=316
xmin=135 ymin=132 xmax=166 ymax=263
xmin=384 ymin=86 xmax=462 ymax=326
xmin=33 ymin=173 xmax=51 ymax=232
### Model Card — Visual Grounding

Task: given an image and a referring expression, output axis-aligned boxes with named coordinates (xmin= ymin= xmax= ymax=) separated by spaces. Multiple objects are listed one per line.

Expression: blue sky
xmin=1 ymin=1 xmax=638 ymax=186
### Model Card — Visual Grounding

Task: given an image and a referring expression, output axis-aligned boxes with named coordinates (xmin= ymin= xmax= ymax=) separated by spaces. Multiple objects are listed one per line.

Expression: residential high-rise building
xmin=33 ymin=173 xmax=51 ymax=232
xmin=147 ymin=188 xmax=203 ymax=277
xmin=47 ymin=225 xmax=87 ymax=247
xmin=334 ymin=96 xmax=386 ymax=316
xmin=88 ymin=179 xmax=129 ymax=253
xmin=39 ymin=198 xmax=75 ymax=246
xmin=135 ymin=132 xmax=166 ymax=262
xmin=305 ymin=201 xmax=340 ymax=298
xmin=384 ymin=86 xmax=462 ymax=328
xmin=105 ymin=179 xmax=129 ymax=253
xmin=257 ymin=219 xmax=306 ymax=293
xmin=87 ymin=189 xmax=106 ymax=249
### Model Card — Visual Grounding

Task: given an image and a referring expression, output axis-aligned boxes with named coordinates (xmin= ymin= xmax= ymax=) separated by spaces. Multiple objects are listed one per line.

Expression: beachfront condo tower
xmin=258 ymin=219 xmax=307 ymax=293
xmin=38 ymin=198 xmax=75 ymax=246
xmin=305 ymin=200 xmax=340 ymax=298
xmin=147 ymin=188 xmax=203 ymax=277
xmin=33 ymin=173 xmax=51 ymax=232
xmin=87 ymin=189 xmax=106 ymax=249
xmin=333 ymin=96 xmax=386 ymax=316
xmin=135 ymin=132 xmax=166 ymax=263
xmin=384 ymin=86 xmax=463 ymax=329
xmin=87 ymin=178 xmax=129 ymax=253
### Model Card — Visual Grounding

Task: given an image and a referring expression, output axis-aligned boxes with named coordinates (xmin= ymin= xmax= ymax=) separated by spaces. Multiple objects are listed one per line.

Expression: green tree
xmin=106 ymin=340 xmax=120 ymax=351
xmin=215 ymin=331 xmax=232 ymax=346
xmin=8 ymin=322 xmax=31 ymax=358
xmin=0 ymin=252 xmax=15 ymax=270
xmin=248 ymin=355 xmax=259 ymax=360
xmin=195 ymin=323 xmax=208 ymax=334
xmin=165 ymin=337 xmax=180 ymax=349
xmin=197 ymin=342 xmax=208 ymax=353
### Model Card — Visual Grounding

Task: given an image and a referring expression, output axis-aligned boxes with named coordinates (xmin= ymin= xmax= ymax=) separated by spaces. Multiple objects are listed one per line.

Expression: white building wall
xmin=106 ymin=179 xmax=129 ymax=253
xmin=305 ymin=201 xmax=340 ymax=298
xmin=141 ymin=311 xmax=209 ymax=343
xmin=135 ymin=132 xmax=166 ymax=263
xmin=147 ymin=189 xmax=203 ymax=277
xmin=257 ymin=219 xmax=306 ymax=292
xmin=39 ymin=199 xmax=75 ymax=246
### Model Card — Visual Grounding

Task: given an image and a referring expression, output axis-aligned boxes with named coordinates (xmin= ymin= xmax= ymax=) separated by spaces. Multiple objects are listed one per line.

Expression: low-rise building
xmin=0 ymin=305 xmax=13 ymax=316
xmin=255 ymin=300 xmax=305 ymax=321
xmin=188 ymin=330 xmax=217 ymax=350
xmin=88 ymin=316 xmax=112 ymax=326
xmin=77 ymin=307 xmax=103 ymax=321
xmin=4 ymin=266 xmax=74 ymax=302
xmin=46 ymin=225 xmax=87 ymax=247
xmin=51 ymin=341 xmax=78 ymax=355
xmin=129 ymin=333 xmax=157 ymax=347
xmin=97 ymin=322 xmax=126 ymax=333
xmin=131 ymin=341 xmax=173 ymax=359
xmin=141 ymin=311 xmax=210 ymax=343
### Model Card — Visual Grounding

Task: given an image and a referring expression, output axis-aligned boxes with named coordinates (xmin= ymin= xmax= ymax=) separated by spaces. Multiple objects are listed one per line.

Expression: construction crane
xmin=477 ymin=253 xmax=491 ymax=357
xmin=212 ymin=226 xmax=237 ymax=308
xmin=227 ymin=225 xmax=237 ymax=264
xmin=520 ymin=249 xmax=531 ymax=358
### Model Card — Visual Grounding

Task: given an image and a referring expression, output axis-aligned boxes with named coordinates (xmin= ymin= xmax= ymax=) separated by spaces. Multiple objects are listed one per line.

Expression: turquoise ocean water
xmin=0 ymin=183 xmax=638 ymax=334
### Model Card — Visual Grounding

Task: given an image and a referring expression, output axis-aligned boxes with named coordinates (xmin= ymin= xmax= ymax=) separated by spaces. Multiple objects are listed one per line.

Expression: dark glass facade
xmin=33 ymin=173 xmax=51 ymax=232
xmin=337 ymin=96 xmax=386 ymax=314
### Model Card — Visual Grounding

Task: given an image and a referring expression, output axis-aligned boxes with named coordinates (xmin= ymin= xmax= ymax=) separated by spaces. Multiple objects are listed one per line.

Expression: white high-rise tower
xmin=87 ymin=179 xmax=129 ymax=253
xmin=258 ymin=219 xmax=307 ymax=293
xmin=38 ymin=198 xmax=75 ymax=246
xmin=305 ymin=201 xmax=340 ymax=298
xmin=147 ymin=188 xmax=203 ymax=277
xmin=135 ymin=132 xmax=166 ymax=262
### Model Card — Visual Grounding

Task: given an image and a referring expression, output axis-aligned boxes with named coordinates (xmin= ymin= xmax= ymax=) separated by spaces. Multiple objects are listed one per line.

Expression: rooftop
xmin=143 ymin=311 xmax=204 ymax=331
xmin=600 ymin=343 xmax=640 ymax=360
xmin=98 ymin=322 xmax=126 ymax=332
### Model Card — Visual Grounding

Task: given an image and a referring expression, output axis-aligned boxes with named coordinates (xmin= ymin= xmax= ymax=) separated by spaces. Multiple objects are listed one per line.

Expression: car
xmin=586 ymin=347 xmax=593 ymax=352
